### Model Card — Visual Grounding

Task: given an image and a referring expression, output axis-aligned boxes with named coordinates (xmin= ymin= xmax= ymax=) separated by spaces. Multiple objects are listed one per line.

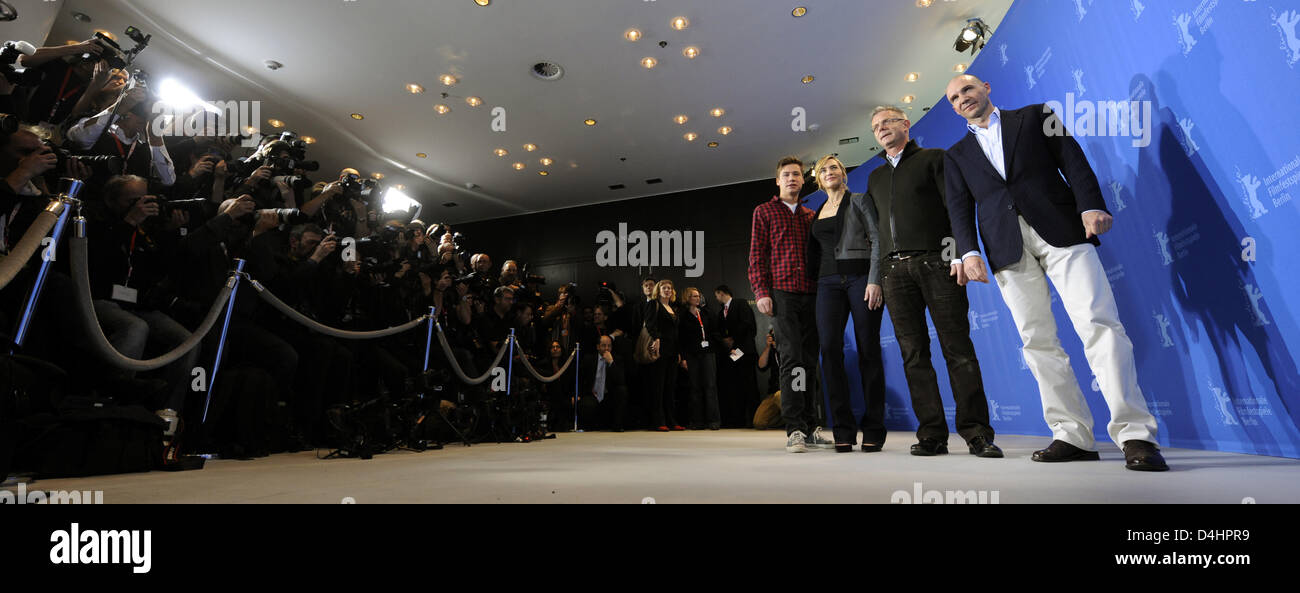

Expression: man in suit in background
xmin=713 ymin=285 xmax=760 ymax=427
xmin=942 ymin=74 xmax=1167 ymax=471
xmin=580 ymin=335 xmax=629 ymax=431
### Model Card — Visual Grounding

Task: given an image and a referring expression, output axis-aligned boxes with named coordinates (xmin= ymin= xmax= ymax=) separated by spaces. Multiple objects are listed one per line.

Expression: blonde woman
xmin=808 ymin=155 xmax=887 ymax=453
xmin=643 ymin=279 xmax=685 ymax=431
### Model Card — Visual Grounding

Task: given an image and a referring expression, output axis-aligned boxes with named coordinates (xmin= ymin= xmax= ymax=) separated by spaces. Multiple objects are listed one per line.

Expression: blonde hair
xmin=652 ymin=279 xmax=675 ymax=302
xmin=871 ymin=105 xmax=907 ymax=122
xmin=679 ymin=286 xmax=701 ymax=307
xmin=812 ymin=155 xmax=847 ymax=189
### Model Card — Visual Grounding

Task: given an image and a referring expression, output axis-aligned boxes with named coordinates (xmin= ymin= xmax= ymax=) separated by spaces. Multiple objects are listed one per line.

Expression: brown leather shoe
xmin=1031 ymin=439 xmax=1101 ymax=462
xmin=1122 ymin=440 xmax=1170 ymax=472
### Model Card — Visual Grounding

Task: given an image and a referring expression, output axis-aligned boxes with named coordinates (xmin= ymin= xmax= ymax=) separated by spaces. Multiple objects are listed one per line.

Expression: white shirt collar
xmin=966 ymin=106 xmax=1001 ymax=134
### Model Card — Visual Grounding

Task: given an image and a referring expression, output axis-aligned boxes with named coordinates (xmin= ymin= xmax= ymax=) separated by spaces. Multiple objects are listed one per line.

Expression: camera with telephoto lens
xmin=43 ymin=140 xmax=123 ymax=178
xmin=144 ymin=194 xmax=208 ymax=218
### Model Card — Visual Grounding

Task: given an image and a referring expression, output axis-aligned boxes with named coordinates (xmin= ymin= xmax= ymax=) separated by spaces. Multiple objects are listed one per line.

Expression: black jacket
xmin=642 ymin=300 xmax=679 ymax=359
xmin=677 ymin=305 xmax=721 ymax=357
xmin=867 ymin=139 xmax=953 ymax=257
xmin=806 ymin=192 xmax=882 ymax=284
xmin=944 ymin=104 xmax=1108 ymax=272
xmin=715 ymin=297 xmax=758 ymax=356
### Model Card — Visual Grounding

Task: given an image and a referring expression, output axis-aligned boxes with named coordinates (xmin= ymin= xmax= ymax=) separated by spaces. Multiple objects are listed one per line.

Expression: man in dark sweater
xmin=865 ymin=106 xmax=1000 ymax=459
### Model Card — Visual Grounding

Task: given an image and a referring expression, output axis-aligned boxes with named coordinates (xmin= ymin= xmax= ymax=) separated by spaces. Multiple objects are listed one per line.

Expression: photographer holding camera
xmin=300 ymin=168 xmax=372 ymax=239
xmin=64 ymin=84 xmax=176 ymax=188
xmin=13 ymin=38 xmax=109 ymax=128
xmin=82 ymin=175 xmax=196 ymax=410
xmin=227 ymin=139 xmax=308 ymax=210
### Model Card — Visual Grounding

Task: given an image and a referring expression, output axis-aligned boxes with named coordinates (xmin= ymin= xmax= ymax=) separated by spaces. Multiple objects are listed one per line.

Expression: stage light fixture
xmin=954 ymin=18 xmax=990 ymax=55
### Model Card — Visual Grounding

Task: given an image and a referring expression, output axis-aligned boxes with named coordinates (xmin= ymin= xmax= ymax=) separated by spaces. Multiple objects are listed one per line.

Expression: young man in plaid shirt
xmin=749 ymin=156 xmax=833 ymax=453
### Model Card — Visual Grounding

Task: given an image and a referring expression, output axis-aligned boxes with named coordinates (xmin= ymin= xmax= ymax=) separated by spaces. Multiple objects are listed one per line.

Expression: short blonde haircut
xmin=812 ymin=155 xmax=847 ymax=188
xmin=871 ymin=105 xmax=908 ymax=122
xmin=679 ymin=286 xmax=701 ymax=307
xmin=652 ymin=279 xmax=676 ymax=302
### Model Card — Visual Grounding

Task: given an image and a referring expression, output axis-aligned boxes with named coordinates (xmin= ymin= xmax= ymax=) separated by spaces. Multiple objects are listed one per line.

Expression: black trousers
xmin=716 ymin=345 xmax=759 ymax=428
xmin=881 ymin=253 xmax=993 ymax=444
xmin=815 ymin=273 xmax=887 ymax=445
xmin=644 ymin=354 xmax=679 ymax=428
xmin=685 ymin=350 xmax=720 ymax=428
xmin=769 ymin=290 xmax=821 ymax=436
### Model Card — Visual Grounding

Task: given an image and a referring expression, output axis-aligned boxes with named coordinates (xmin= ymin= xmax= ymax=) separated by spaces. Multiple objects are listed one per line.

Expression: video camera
xmin=85 ymin=27 xmax=150 ymax=70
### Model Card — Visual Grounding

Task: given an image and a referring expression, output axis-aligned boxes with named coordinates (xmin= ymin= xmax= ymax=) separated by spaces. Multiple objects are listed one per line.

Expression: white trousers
xmin=993 ymin=217 xmax=1158 ymax=450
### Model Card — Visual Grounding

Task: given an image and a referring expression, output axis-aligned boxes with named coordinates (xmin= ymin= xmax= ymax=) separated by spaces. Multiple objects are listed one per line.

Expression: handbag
xmin=634 ymin=326 xmax=661 ymax=364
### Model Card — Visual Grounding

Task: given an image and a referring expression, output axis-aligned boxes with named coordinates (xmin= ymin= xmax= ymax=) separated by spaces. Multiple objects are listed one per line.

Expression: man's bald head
xmin=945 ymin=74 xmax=993 ymax=123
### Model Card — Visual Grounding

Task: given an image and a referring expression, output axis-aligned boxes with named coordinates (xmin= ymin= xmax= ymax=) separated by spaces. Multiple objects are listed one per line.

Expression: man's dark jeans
xmin=770 ymin=290 xmax=821 ymax=436
xmin=881 ymin=253 xmax=993 ymax=444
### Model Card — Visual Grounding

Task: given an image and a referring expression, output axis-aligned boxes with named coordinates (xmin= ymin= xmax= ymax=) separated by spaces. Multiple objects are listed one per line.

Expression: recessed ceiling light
xmin=439 ymin=74 xmax=457 ymax=86
xmin=674 ymin=115 xmax=689 ymax=125
xmin=244 ymin=126 xmax=257 ymax=135
xmin=792 ymin=7 xmax=807 ymax=17
xmin=538 ymin=171 xmax=549 ymax=176
xmin=641 ymin=57 xmax=658 ymax=69
xmin=953 ymin=63 xmax=967 ymax=72
xmin=624 ymin=28 xmax=642 ymax=42
xmin=905 ymin=72 xmax=920 ymax=82
xmin=434 ymin=104 xmax=451 ymax=114
xmin=474 ymin=0 xmax=490 ymax=5
xmin=94 ymin=30 xmax=116 ymax=41
xmin=523 ymin=143 xmax=537 ymax=152
xmin=706 ymin=141 xmax=719 ymax=148
xmin=371 ymin=173 xmax=384 ymax=180
xmin=350 ymin=113 xmax=364 ymax=120
xmin=718 ymin=126 xmax=732 ymax=135
xmin=584 ymin=118 xmax=597 ymax=126
xmin=901 ymin=95 xmax=916 ymax=103
xmin=540 ymin=157 xmax=554 ymax=166
xmin=916 ymin=0 xmax=933 ymax=6
xmin=682 ymin=46 xmax=700 ymax=59
xmin=570 ymin=162 xmax=579 ymax=168
xmin=513 ymin=162 xmax=526 ymax=170
xmin=684 ymin=132 xmax=698 ymax=141
xmin=801 ymin=75 xmax=815 ymax=84
xmin=71 ymin=12 xmax=91 ymax=23
xmin=671 ymin=16 xmax=690 ymax=30
xmin=416 ymin=153 xmax=427 ymax=158
xmin=406 ymin=83 xmax=425 ymax=94
xmin=267 ymin=119 xmax=285 ymax=128
xmin=394 ymin=184 xmax=406 ymax=191
xmin=494 ymin=148 xmax=508 ymax=157
xmin=301 ymin=136 xmax=316 ymax=144
xmin=709 ymin=108 xmax=725 ymax=117
xmin=65 ymin=40 xmax=79 ymax=45
xmin=466 ymin=96 xmax=483 ymax=107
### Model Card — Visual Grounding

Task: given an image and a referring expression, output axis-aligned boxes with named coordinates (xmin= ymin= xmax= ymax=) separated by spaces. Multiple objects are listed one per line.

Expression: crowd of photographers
xmin=0 ymin=34 xmax=777 ymax=462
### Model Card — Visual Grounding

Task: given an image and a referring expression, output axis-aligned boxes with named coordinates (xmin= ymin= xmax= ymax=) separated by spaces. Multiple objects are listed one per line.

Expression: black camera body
xmin=44 ymin=140 xmax=123 ymax=178
xmin=1 ymin=40 xmax=38 ymax=86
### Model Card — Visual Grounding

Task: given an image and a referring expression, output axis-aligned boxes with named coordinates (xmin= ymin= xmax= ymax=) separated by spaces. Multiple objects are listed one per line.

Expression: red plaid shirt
xmin=749 ymin=195 xmax=815 ymax=299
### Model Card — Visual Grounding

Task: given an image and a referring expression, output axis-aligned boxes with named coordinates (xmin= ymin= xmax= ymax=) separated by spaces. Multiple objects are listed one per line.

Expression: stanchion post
xmin=506 ymin=328 xmax=516 ymax=396
xmin=202 ymin=258 xmax=246 ymax=424
xmin=573 ymin=342 xmax=581 ymax=433
xmin=422 ymin=306 xmax=435 ymax=373
xmin=13 ymin=180 xmax=82 ymax=353
xmin=12 ymin=202 xmax=74 ymax=352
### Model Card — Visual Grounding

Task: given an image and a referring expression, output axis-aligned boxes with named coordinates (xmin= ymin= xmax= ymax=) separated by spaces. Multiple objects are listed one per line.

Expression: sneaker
xmin=785 ymin=430 xmax=808 ymax=453
xmin=807 ymin=426 xmax=836 ymax=449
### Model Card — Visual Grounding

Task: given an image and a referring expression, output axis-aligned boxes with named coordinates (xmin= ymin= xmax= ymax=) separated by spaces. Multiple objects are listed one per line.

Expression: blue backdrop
xmin=807 ymin=0 xmax=1300 ymax=458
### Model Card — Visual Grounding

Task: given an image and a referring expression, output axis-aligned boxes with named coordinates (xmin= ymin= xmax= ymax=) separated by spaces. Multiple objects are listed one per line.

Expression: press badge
xmin=111 ymin=284 xmax=139 ymax=304
xmin=700 ymin=340 xmax=709 ymax=348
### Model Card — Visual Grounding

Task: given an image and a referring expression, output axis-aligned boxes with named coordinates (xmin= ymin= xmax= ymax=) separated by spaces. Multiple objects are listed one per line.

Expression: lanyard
xmin=48 ymin=69 xmax=85 ymax=121
xmin=692 ymin=310 xmax=705 ymax=340
xmin=112 ymin=134 xmax=140 ymax=164
xmin=124 ymin=228 xmax=143 ymax=286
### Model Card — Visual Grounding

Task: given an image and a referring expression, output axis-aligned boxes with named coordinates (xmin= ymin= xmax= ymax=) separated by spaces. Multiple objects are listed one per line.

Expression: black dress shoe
xmin=1031 ymin=439 xmax=1101 ymax=462
xmin=1122 ymin=440 xmax=1170 ymax=472
xmin=910 ymin=438 xmax=948 ymax=456
xmin=860 ymin=443 xmax=883 ymax=453
xmin=967 ymin=436 xmax=1004 ymax=458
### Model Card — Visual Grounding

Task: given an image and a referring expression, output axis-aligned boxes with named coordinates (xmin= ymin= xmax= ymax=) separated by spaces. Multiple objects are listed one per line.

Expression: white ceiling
xmin=38 ymin=0 xmax=1013 ymax=223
